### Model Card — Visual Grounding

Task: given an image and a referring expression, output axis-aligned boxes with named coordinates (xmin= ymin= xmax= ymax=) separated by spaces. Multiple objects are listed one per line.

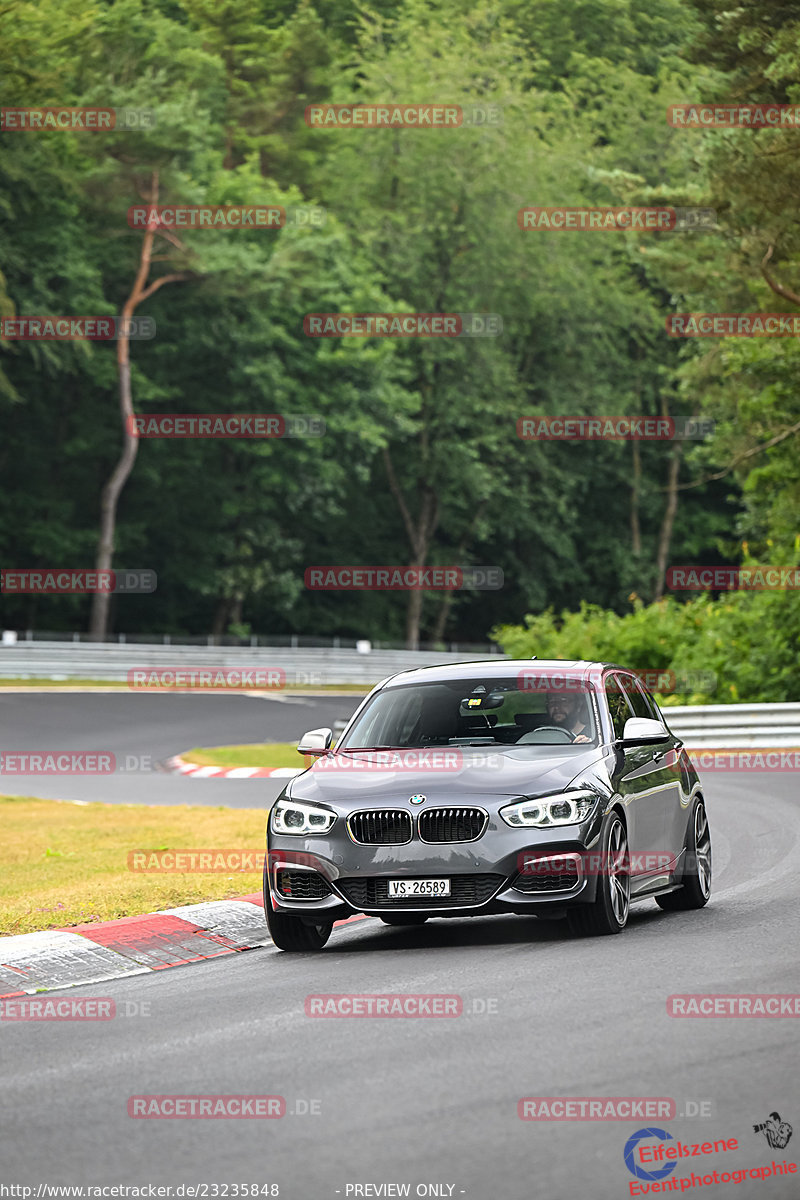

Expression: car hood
xmin=286 ymin=745 xmax=608 ymax=810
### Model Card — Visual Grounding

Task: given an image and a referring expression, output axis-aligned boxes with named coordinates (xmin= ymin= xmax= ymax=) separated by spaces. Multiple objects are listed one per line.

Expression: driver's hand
xmin=573 ymin=734 xmax=591 ymax=744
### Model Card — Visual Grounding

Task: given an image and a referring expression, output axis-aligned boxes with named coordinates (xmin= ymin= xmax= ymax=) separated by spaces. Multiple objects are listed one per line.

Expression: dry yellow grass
xmin=0 ymin=795 xmax=267 ymax=936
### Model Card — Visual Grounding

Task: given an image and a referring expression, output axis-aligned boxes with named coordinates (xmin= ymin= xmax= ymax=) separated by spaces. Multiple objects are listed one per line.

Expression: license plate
xmin=387 ymin=878 xmax=451 ymax=898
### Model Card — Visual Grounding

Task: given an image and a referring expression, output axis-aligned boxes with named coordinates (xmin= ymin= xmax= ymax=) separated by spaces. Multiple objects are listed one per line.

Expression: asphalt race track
xmin=0 ymin=692 xmax=363 ymax=808
xmin=2 ymin=694 xmax=799 ymax=1196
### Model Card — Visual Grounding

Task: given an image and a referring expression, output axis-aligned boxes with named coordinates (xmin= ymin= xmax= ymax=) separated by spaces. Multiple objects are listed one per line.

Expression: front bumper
xmin=267 ymin=815 xmax=605 ymax=919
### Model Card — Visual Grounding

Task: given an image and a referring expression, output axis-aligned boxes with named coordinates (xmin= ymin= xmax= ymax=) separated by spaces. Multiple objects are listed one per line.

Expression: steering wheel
xmin=516 ymin=725 xmax=573 ymax=745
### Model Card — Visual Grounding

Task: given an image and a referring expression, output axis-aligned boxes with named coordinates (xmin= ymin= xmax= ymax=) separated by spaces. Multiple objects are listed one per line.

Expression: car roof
xmin=380 ymin=659 xmax=622 ymax=688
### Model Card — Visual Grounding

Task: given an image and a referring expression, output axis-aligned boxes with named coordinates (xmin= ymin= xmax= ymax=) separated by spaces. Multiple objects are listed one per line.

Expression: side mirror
xmin=297 ymin=727 xmax=333 ymax=757
xmin=619 ymin=716 xmax=670 ymax=746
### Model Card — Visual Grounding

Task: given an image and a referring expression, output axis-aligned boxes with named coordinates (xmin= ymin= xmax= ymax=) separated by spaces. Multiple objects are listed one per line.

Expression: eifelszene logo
xmin=623 ymin=1128 xmax=676 ymax=1182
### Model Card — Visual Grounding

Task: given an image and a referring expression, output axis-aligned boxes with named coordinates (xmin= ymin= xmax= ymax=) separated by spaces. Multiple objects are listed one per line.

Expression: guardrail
xmin=0 ymin=629 xmax=498 ymax=652
xmin=0 ymin=639 xmax=505 ymax=687
xmin=1 ymin=641 xmax=797 ymax=746
xmin=663 ymin=703 xmax=800 ymax=749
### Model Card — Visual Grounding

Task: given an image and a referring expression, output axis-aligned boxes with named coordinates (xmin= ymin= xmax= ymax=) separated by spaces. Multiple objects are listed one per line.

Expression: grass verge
xmin=0 ymin=678 xmax=367 ymax=692
xmin=182 ymin=742 xmax=307 ymax=770
xmin=0 ymin=678 xmax=131 ymax=688
xmin=0 ymin=795 xmax=267 ymax=936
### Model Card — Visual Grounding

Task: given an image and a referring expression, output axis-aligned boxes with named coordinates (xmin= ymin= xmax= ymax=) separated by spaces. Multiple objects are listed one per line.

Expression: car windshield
xmin=339 ymin=678 xmax=600 ymax=749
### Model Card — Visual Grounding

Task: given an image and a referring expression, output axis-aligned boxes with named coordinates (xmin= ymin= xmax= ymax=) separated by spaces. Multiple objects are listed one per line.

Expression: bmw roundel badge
xmin=409 ymin=794 xmax=426 ymax=805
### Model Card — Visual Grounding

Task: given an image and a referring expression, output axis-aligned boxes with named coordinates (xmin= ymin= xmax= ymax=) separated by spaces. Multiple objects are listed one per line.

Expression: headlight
xmin=499 ymin=790 xmax=599 ymax=828
xmin=270 ymin=798 xmax=337 ymax=836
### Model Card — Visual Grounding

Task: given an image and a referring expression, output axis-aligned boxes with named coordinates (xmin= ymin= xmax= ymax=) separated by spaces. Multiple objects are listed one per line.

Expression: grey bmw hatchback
xmin=264 ymin=660 xmax=711 ymax=950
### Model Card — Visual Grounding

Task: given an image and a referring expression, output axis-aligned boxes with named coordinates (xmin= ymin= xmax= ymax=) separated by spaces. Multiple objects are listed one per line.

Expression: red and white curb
xmin=164 ymin=746 xmax=724 ymax=781
xmin=0 ymin=897 xmax=370 ymax=997
xmin=164 ymin=754 xmax=303 ymax=780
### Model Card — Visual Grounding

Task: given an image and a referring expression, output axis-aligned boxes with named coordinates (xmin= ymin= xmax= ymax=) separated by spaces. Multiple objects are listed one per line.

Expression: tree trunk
xmin=630 ymin=439 xmax=642 ymax=556
xmin=404 ymin=577 xmax=425 ymax=651
xmin=382 ymin=448 xmax=438 ymax=650
xmin=654 ymin=445 xmax=682 ymax=600
xmin=212 ymin=597 xmax=231 ymax=639
xmin=430 ymin=501 xmax=488 ymax=643
xmin=89 ymin=324 xmax=139 ymax=640
xmin=431 ymin=586 xmax=455 ymax=645
xmin=89 ymin=172 xmax=193 ymax=639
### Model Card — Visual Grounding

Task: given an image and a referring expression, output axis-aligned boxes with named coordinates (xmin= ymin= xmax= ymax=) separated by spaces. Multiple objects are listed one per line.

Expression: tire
xmin=567 ymin=812 xmax=630 ymax=937
xmin=656 ymin=799 xmax=711 ymax=911
xmin=379 ymin=914 xmax=429 ymax=926
xmin=263 ymin=863 xmax=333 ymax=951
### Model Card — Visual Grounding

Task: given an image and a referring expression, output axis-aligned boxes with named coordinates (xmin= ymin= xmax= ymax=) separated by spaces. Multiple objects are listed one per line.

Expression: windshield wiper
xmin=337 ymin=746 xmax=405 ymax=753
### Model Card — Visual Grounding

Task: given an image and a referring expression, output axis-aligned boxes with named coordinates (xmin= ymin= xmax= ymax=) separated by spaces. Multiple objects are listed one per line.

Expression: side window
xmin=644 ymin=688 xmax=669 ymax=728
xmin=605 ymin=674 xmax=634 ymax=739
xmin=635 ymin=679 xmax=664 ymax=722
xmin=624 ymin=676 xmax=653 ymax=720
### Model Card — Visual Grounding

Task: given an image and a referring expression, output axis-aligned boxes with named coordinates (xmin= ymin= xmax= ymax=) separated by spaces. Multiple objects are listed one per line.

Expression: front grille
xmin=336 ymin=874 xmax=504 ymax=909
xmin=276 ymin=869 xmax=331 ymax=900
xmin=348 ymin=810 xmax=412 ymax=844
xmin=418 ymin=807 xmax=487 ymax=843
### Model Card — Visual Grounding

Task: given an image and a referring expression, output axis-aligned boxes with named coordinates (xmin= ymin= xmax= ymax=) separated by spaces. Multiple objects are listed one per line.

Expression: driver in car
xmin=545 ymin=692 xmax=592 ymax=743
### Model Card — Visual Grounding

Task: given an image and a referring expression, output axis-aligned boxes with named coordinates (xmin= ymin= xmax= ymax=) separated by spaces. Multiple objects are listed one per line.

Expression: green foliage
xmin=0 ymin=0 xmax=797 ymax=651
xmin=495 ymin=581 xmax=800 ymax=703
